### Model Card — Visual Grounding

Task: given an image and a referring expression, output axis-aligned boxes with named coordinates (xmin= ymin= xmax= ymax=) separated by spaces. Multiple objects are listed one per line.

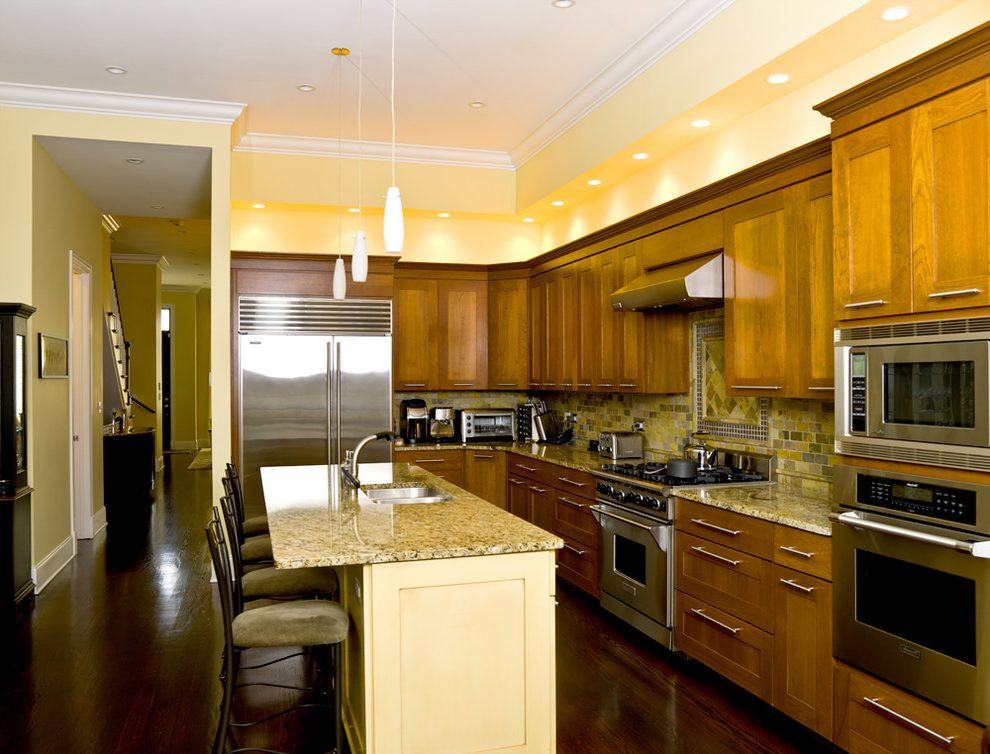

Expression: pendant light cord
xmin=336 ymin=47 xmax=343 ymax=257
xmin=390 ymin=0 xmax=396 ymax=186
xmin=357 ymin=0 xmax=363 ymax=217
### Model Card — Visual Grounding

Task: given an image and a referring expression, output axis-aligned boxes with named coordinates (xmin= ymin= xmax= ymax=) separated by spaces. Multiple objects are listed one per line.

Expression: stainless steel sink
xmin=363 ymin=486 xmax=452 ymax=504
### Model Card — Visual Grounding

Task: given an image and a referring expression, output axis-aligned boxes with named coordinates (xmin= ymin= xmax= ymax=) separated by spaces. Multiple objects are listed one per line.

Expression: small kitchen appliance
xmin=461 ymin=409 xmax=516 ymax=442
xmin=591 ymin=450 xmax=775 ymax=648
xmin=683 ymin=431 xmax=717 ymax=470
xmin=598 ymin=431 xmax=644 ymax=460
xmin=399 ymin=398 xmax=428 ymax=444
xmin=428 ymin=407 xmax=458 ymax=443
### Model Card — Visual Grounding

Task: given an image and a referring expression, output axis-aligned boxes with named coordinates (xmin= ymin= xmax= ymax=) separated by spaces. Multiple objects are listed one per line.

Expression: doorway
xmin=71 ymin=253 xmax=95 ymax=539
xmin=161 ymin=306 xmax=172 ymax=454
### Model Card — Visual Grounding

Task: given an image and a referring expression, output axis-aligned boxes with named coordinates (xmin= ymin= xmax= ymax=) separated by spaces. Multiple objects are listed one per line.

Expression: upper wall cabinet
xmin=393 ymin=277 xmax=440 ymax=391
xmin=641 ymin=212 xmax=724 ymax=270
xmin=487 ymin=276 xmax=529 ymax=390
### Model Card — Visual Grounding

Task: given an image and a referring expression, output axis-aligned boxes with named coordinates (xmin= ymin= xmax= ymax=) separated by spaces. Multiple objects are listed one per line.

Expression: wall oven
xmin=832 ymin=464 xmax=990 ymax=724
xmin=835 ymin=316 xmax=990 ymax=470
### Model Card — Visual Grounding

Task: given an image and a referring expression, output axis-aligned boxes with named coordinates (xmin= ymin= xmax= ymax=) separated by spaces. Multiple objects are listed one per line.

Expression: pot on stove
xmin=683 ymin=431 xmax=717 ymax=471
xmin=665 ymin=458 xmax=698 ymax=479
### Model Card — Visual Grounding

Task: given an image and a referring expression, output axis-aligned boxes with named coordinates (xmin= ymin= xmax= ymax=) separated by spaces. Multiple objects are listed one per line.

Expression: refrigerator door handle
xmin=327 ymin=340 xmax=336 ymax=465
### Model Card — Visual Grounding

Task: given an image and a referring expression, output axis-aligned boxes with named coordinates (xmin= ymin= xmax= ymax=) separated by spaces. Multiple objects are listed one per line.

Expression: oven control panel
xmin=849 ymin=351 xmax=867 ymax=434
xmin=595 ymin=481 xmax=669 ymax=519
xmin=856 ymin=474 xmax=976 ymax=525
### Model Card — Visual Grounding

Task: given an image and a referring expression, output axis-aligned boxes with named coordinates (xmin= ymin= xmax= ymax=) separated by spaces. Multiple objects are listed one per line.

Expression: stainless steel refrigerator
xmin=237 ymin=297 xmax=392 ymax=515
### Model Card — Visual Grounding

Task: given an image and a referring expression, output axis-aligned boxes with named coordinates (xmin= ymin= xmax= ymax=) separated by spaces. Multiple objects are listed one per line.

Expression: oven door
xmin=591 ymin=503 xmax=671 ymax=627
xmin=864 ymin=341 xmax=990 ymax=447
xmin=833 ymin=509 xmax=990 ymax=723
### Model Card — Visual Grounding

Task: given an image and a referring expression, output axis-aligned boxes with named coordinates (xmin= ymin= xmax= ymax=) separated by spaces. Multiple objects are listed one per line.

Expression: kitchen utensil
xmin=684 ymin=431 xmax=717 ymax=471
xmin=665 ymin=458 xmax=697 ymax=479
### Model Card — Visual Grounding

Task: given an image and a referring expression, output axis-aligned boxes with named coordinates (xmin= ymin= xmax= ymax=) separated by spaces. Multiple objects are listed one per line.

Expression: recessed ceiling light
xmin=125 ymin=158 xmax=144 ymax=165
xmin=880 ymin=6 xmax=910 ymax=21
xmin=587 ymin=179 xmax=602 ymax=186
xmin=632 ymin=152 xmax=649 ymax=161
xmin=522 ymin=217 xmax=535 ymax=223
xmin=437 ymin=212 xmax=450 ymax=218
xmin=766 ymin=73 xmax=790 ymax=85
xmin=150 ymin=204 xmax=164 ymax=210
xmin=297 ymin=84 xmax=316 ymax=92
xmin=347 ymin=207 xmax=360 ymax=213
xmin=468 ymin=101 xmax=485 ymax=109
xmin=551 ymin=200 xmax=564 ymax=207
xmin=105 ymin=66 xmax=127 ymax=75
xmin=691 ymin=119 xmax=711 ymax=128
xmin=552 ymin=0 xmax=575 ymax=7
xmin=251 ymin=203 xmax=266 ymax=209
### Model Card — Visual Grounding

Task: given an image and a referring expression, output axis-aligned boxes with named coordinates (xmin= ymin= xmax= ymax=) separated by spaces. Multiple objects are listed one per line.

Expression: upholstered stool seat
xmin=233 ymin=600 xmax=349 ymax=648
xmin=242 ymin=565 xmax=338 ymax=601
xmin=240 ymin=533 xmax=273 ymax=563
xmin=242 ymin=513 xmax=269 ymax=537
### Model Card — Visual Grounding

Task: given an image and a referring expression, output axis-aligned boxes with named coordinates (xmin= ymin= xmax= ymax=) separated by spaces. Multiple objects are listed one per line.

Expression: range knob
xmin=626 ymin=492 xmax=645 ymax=506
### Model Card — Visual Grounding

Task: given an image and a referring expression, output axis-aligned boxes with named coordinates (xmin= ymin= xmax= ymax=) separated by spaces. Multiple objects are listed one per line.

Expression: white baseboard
xmin=32 ymin=536 xmax=75 ymax=594
xmin=91 ymin=506 xmax=107 ymax=537
xmin=172 ymin=440 xmax=198 ymax=450
xmin=156 ymin=455 xmax=164 ymax=471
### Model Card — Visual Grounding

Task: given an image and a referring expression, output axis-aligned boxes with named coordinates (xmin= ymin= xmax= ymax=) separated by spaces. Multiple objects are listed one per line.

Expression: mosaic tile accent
xmin=695 ymin=317 xmax=768 ymax=442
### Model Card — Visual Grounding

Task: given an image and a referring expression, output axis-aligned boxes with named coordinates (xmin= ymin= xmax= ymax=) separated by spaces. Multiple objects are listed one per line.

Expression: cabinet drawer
xmin=432 ymin=469 xmax=465 ymax=489
xmin=675 ymin=531 xmax=774 ymax=632
xmin=403 ymin=449 xmax=464 ymax=471
xmin=549 ymin=467 xmax=595 ymax=496
xmin=507 ymin=453 xmax=553 ymax=484
xmin=834 ymin=661 xmax=984 ymax=753
xmin=552 ymin=492 xmax=599 ymax=550
xmin=556 ymin=537 xmax=599 ymax=598
xmin=675 ymin=498 xmax=773 ymax=559
xmin=773 ymin=525 xmax=832 ymax=580
xmin=674 ymin=591 xmax=773 ymax=702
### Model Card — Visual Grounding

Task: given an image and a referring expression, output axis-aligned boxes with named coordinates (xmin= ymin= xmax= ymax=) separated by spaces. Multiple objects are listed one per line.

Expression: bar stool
xmin=225 ymin=463 xmax=269 ymax=537
xmin=221 ymin=476 xmax=273 ymax=567
xmin=218 ymin=497 xmax=338 ymax=610
xmin=206 ymin=517 xmax=346 ymax=754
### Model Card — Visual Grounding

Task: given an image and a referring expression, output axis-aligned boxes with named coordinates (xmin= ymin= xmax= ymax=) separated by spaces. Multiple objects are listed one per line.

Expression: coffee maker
xmin=399 ymin=398 xmax=428 ymax=444
xmin=429 ymin=407 xmax=458 ymax=443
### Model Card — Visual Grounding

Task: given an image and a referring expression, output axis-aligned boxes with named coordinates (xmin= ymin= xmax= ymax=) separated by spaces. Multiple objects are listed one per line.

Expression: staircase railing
xmin=106 ymin=261 xmax=131 ymax=416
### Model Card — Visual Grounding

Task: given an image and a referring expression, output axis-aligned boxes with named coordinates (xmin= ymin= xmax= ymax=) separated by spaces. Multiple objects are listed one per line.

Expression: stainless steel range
xmin=590 ymin=450 xmax=776 ymax=648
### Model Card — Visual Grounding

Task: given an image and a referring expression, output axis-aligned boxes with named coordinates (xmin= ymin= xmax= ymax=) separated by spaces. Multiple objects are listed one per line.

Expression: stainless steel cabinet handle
xmin=807 ymin=386 xmax=834 ymax=391
xmin=779 ymin=545 xmax=814 ymax=559
xmin=597 ymin=383 xmax=614 ymax=388
xmin=619 ymin=383 xmax=637 ymax=388
xmin=508 ymin=479 xmax=526 ymax=486
xmin=844 ymin=299 xmax=886 ymax=309
xmin=577 ymin=383 xmax=592 ymax=387
xmin=452 ymin=383 xmax=475 ymax=387
xmin=690 ymin=518 xmax=741 ymax=537
xmin=472 ymin=454 xmax=495 ymax=459
xmin=528 ymin=486 xmax=547 ymax=493
xmin=690 ymin=545 xmax=741 ymax=567
xmin=530 ymin=382 xmax=542 ymax=386
xmin=562 ymin=543 xmax=586 ymax=556
xmin=516 ymin=464 xmax=538 ymax=472
xmin=690 ymin=608 xmax=741 ymax=635
xmin=543 ymin=382 xmax=557 ymax=386
xmin=413 ymin=458 xmax=446 ymax=464
xmin=558 ymin=476 xmax=587 ymax=488
xmin=558 ymin=496 xmax=584 ymax=508
xmin=495 ymin=383 xmax=517 ymax=387
xmin=402 ymin=383 xmax=426 ymax=387
xmin=862 ymin=697 xmax=956 ymax=746
xmin=779 ymin=578 xmax=815 ymax=593
xmin=928 ymin=288 xmax=980 ymax=299
xmin=832 ymin=511 xmax=990 ymax=558
xmin=730 ymin=385 xmax=782 ymax=390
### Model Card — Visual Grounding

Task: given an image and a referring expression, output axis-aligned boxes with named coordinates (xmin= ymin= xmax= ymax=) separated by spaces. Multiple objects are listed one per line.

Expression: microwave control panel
xmin=849 ymin=351 xmax=867 ymax=433
xmin=856 ymin=474 xmax=976 ymax=526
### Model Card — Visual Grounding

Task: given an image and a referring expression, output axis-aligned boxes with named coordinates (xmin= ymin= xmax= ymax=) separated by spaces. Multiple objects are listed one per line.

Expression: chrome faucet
xmin=342 ymin=431 xmax=394 ymax=488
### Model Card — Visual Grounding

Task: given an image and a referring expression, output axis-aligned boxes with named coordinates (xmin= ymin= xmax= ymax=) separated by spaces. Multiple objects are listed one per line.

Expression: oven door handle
xmin=590 ymin=504 xmax=668 ymax=550
xmin=831 ymin=511 xmax=990 ymax=558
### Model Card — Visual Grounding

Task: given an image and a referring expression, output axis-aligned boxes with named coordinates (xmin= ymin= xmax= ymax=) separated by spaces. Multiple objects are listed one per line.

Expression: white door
xmin=71 ymin=254 xmax=94 ymax=539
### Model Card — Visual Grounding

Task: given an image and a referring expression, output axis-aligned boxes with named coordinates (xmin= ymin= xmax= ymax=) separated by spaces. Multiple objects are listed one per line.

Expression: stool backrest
xmin=224 ymin=463 xmax=248 ymax=533
xmin=205 ymin=512 xmax=236 ymax=660
xmin=218 ymin=495 xmax=248 ymax=613
xmin=220 ymin=476 xmax=245 ymax=545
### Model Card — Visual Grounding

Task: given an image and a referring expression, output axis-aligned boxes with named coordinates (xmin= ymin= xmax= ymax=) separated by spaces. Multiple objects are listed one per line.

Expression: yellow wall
xmin=162 ymin=290 xmax=198 ymax=449
xmin=31 ymin=140 xmax=105 ymax=560
xmin=231 ymin=205 xmax=541 ymax=263
xmin=0 ymin=105 xmax=232 ymax=552
xmin=114 ymin=261 xmax=162 ymax=460
xmin=196 ymin=289 xmax=211 ymax=448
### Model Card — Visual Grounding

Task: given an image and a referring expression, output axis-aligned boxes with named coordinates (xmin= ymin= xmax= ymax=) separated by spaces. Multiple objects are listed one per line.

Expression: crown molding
xmin=111 ymin=253 xmax=169 ymax=268
xmin=235 ymin=132 xmax=515 ymax=170
xmin=0 ymin=82 xmax=245 ymax=124
xmin=162 ymin=284 xmax=205 ymax=293
xmin=510 ymin=0 xmax=734 ymax=167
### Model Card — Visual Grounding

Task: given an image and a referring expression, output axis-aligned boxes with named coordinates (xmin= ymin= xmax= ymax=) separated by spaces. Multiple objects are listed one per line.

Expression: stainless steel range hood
xmin=610 ymin=252 xmax=723 ymax=311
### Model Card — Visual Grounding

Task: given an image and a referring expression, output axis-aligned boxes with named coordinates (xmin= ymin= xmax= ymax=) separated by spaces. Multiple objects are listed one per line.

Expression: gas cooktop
xmin=599 ymin=461 xmax=766 ymax=487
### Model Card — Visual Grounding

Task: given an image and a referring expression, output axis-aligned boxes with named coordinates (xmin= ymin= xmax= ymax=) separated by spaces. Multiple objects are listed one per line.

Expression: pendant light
xmin=351 ymin=0 xmax=369 ymax=282
xmin=331 ymin=46 xmax=349 ymax=300
xmin=383 ymin=0 xmax=404 ymax=253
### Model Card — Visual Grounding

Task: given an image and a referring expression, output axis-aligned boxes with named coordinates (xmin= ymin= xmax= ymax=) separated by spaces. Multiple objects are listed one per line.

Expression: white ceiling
xmin=111 ymin=217 xmax=212 ymax=288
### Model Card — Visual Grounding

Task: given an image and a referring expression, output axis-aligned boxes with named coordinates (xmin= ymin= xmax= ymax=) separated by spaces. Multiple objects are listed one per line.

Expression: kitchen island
xmin=261 ymin=463 xmax=562 ymax=754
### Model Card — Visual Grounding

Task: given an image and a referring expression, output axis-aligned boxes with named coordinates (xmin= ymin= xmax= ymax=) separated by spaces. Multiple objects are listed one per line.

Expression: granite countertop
xmin=260 ymin=462 xmax=563 ymax=569
xmin=673 ymin=485 xmax=833 ymax=536
xmin=395 ymin=441 xmax=606 ymax=473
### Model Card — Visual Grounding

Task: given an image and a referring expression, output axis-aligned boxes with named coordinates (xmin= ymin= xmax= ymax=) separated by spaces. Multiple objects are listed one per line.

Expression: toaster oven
xmin=461 ymin=409 xmax=516 ymax=442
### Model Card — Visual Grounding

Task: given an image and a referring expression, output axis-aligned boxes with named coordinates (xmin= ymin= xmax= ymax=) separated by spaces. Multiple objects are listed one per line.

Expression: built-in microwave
xmin=835 ymin=317 xmax=990 ymax=470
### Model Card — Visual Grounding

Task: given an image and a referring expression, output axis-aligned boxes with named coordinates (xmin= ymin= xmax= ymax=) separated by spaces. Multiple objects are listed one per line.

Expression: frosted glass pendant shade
xmin=351 ymin=231 xmax=368 ymax=282
xmin=332 ymin=257 xmax=347 ymax=300
xmin=383 ymin=185 xmax=404 ymax=253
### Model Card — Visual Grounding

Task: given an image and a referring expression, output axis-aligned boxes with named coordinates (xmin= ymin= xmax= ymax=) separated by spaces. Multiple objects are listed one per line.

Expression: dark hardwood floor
xmin=0 ymin=459 xmax=837 ymax=753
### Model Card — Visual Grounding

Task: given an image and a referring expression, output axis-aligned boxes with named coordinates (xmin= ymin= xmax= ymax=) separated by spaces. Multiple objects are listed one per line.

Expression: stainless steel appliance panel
xmin=240 ymin=334 xmax=333 ymax=515
xmin=335 ymin=336 xmax=392 ymax=466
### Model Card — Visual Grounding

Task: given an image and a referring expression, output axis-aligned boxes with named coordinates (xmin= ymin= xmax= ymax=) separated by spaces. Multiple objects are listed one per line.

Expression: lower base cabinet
xmin=464 ymin=448 xmax=507 ymax=508
xmin=556 ymin=538 xmax=599 ymax=598
xmin=833 ymin=661 xmax=984 ymax=753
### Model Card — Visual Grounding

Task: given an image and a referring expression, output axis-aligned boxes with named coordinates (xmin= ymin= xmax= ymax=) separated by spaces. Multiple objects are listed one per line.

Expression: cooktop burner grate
xmin=599 ymin=462 xmax=767 ymax=487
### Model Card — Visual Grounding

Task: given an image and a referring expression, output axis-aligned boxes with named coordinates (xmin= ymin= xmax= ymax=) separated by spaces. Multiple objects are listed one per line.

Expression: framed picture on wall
xmin=38 ymin=333 xmax=68 ymax=379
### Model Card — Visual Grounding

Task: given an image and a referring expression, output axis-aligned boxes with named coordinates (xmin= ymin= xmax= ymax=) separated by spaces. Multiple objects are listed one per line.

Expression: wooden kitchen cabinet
xmin=594 ymin=248 xmax=620 ymax=391
xmin=575 ymin=257 xmax=598 ymax=391
xmin=487 ymin=276 xmax=529 ymax=390
xmin=464 ymin=448 xmax=506 ymax=508
xmin=834 ymin=661 xmax=984 ymax=753
xmin=393 ymin=277 xmax=439 ymax=390
xmin=402 ymin=448 xmax=464 ymax=488
xmin=507 ymin=475 xmax=529 ymax=520
xmin=614 ymin=241 xmax=645 ymax=391
xmin=832 ymin=114 xmax=913 ymax=320
xmin=557 ymin=264 xmax=578 ymax=391
xmin=437 ymin=278 xmax=488 ymax=390
xmin=911 ymin=80 xmax=990 ymax=313
xmin=773 ymin=565 xmax=833 ymax=739
xmin=528 ymin=274 xmax=547 ymax=390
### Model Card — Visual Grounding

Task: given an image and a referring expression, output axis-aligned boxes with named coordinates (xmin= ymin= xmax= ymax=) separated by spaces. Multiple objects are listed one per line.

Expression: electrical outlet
xmin=564 ymin=412 xmax=578 ymax=423
xmin=632 ymin=421 xmax=645 ymax=431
